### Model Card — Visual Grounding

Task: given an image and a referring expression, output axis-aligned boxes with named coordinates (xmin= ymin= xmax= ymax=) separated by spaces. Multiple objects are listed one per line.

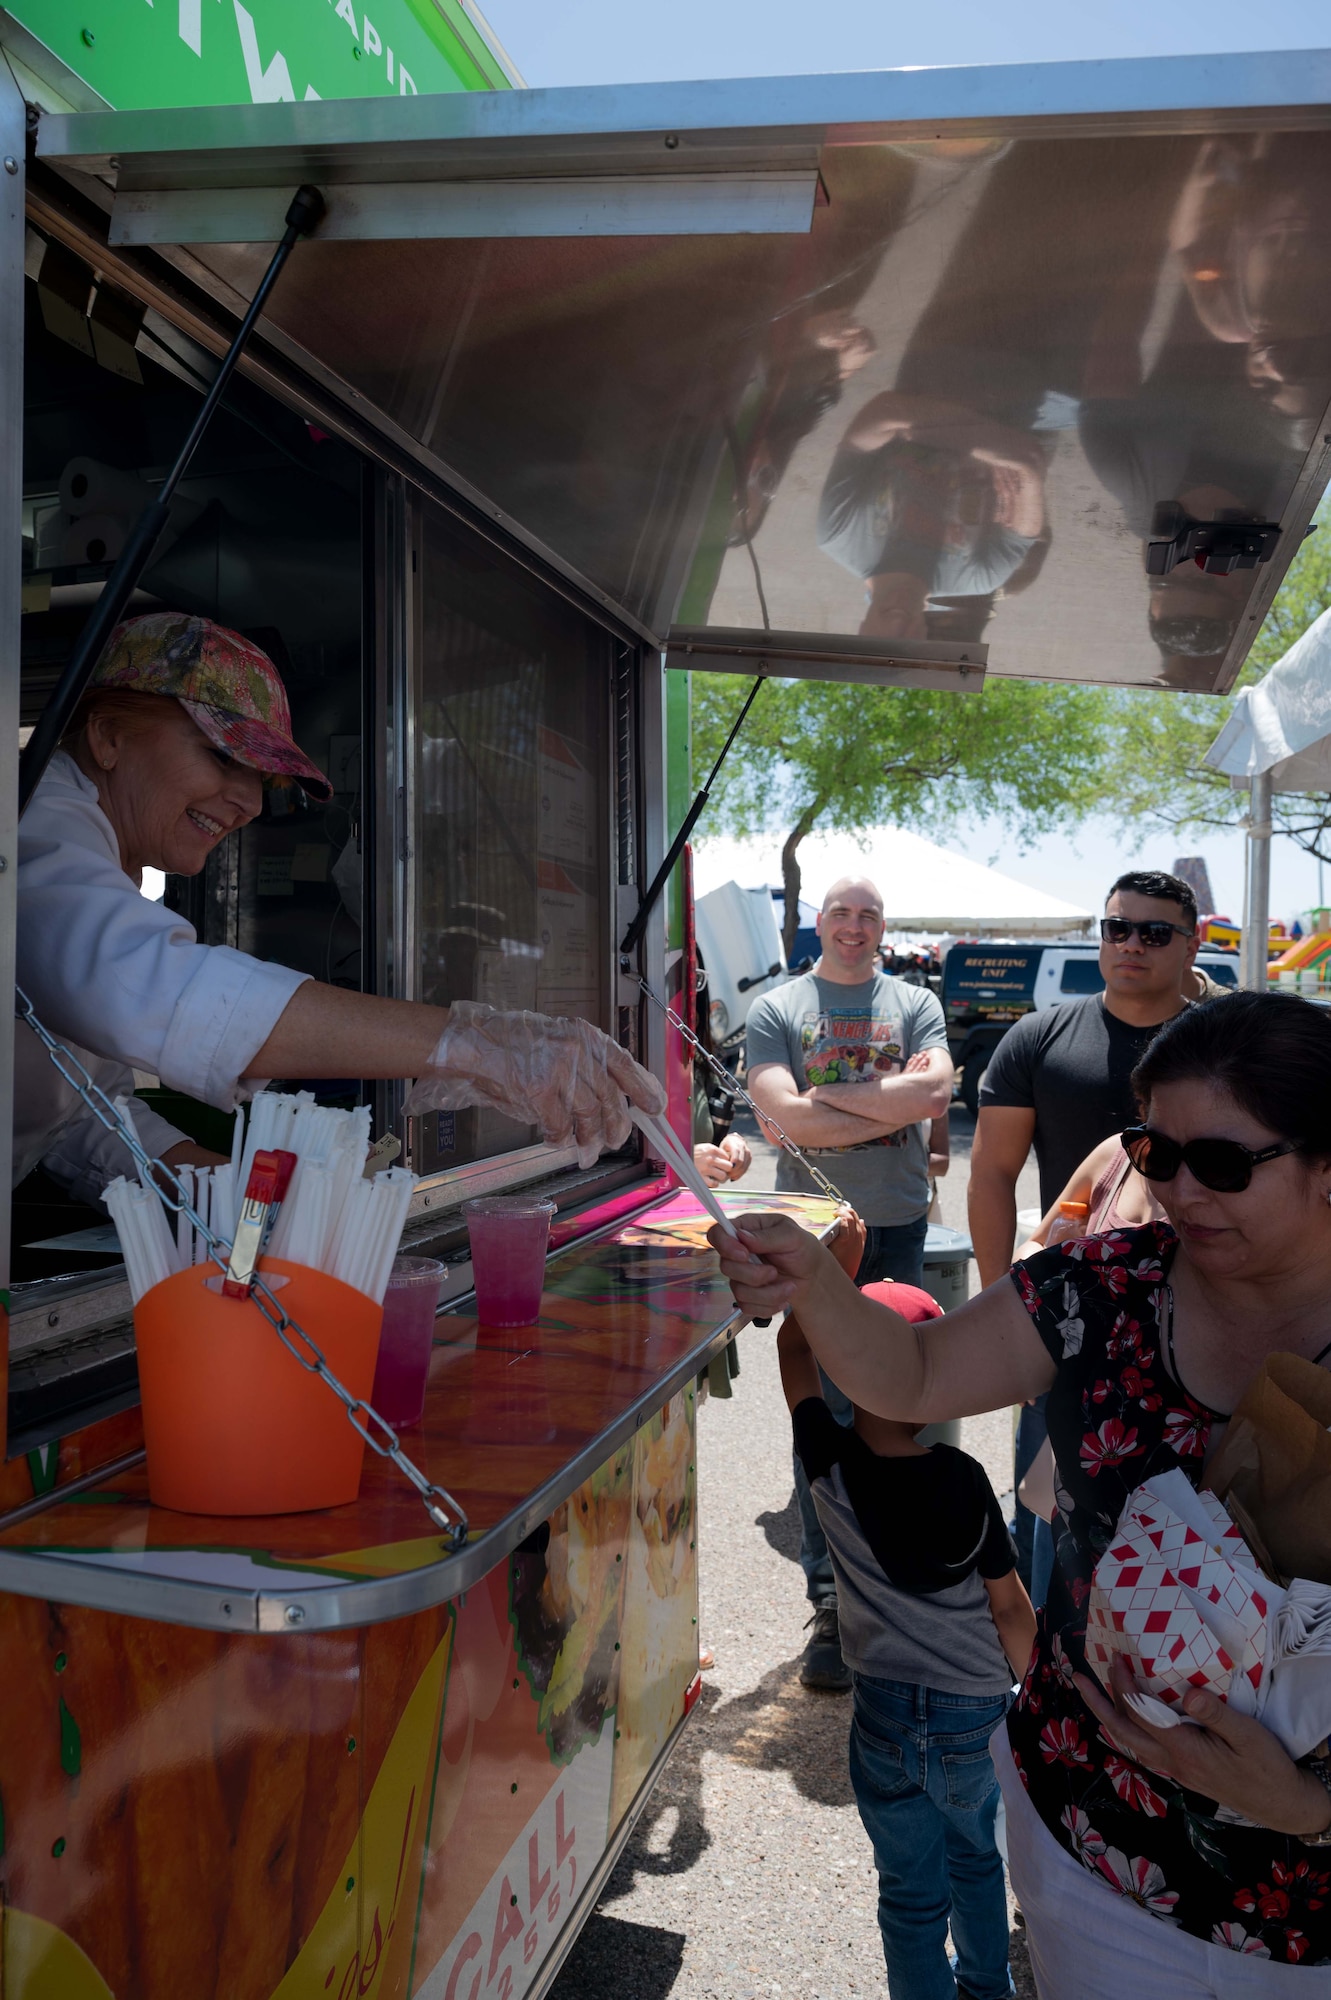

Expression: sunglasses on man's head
xmin=1121 ymin=1124 xmax=1297 ymax=1193
xmin=1101 ymin=917 xmax=1194 ymax=948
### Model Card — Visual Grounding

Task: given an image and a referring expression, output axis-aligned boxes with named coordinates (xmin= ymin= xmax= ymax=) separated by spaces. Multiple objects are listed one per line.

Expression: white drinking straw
xmin=284 ymin=1159 xmax=332 ymax=1269
xmin=104 ymin=1176 xmax=177 ymax=1302
xmin=103 ymin=1177 xmax=152 ymax=1301
xmin=211 ymin=1162 xmax=235 ymax=1254
xmin=107 ymin=1092 xmax=418 ymax=1308
xmin=360 ymin=1169 xmax=415 ymax=1305
xmin=329 ymin=1177 xmax=373 ymax=1292
xmin=136 ymin=1179 xmax=178 ymax=1289
xmin=238 ymin=1089 xmax=283 ymax=1201
xmin=630 ymin=1106 xmax=738 ymax=1236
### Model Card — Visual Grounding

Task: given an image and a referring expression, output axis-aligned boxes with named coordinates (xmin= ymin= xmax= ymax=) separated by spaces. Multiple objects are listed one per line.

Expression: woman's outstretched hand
xmin=706 ymin=1212 xmax=827 ymax=1315
xmin=1074 ymin=1656 xmax=1331 ymax=1838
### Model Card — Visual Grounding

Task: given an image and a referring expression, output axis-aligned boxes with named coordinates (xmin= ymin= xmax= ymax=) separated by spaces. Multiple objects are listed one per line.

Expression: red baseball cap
xmin=861 ymin=1280 xmax=943 ymax=1323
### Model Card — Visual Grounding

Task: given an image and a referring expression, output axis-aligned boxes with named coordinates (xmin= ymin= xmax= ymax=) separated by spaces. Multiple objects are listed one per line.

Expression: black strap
xmin=618 ymin=674 xmax=764 ymax=958
xmin=1157 ymin=1268 xmax=1231 ymax=1421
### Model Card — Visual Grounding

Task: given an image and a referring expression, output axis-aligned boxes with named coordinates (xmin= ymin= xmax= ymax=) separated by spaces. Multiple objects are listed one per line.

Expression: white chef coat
xmin=17 ymin=751 xmax=309 ymax=1204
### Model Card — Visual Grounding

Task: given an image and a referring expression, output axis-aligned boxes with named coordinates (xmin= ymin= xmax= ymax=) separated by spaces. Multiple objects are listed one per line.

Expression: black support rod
xmin=619 ymin=672 xmax=764 ymax=958
xmin=18 ymin=183 xmax=326 ymax=818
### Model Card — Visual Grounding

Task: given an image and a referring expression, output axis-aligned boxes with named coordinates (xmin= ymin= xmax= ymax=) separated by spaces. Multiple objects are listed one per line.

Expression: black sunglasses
xmin=1101 ymin=916 xmax=1194 ymax=948
xmin=1121 ymin=1124 xmax=1297 ymax=1193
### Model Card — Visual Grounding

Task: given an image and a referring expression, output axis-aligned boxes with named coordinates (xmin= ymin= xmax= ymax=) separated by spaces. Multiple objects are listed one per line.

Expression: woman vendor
xmin=712 ymin=990 xmax=1331 ymax=1994
xmin=17 ymin=611 xmax=662 ymax=1205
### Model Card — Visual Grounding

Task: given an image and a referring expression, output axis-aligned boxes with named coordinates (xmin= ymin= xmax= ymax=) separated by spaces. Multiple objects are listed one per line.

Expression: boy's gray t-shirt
xmin=811 ymin=1462 xmax=1015 ymax=1695
xmin=793 ymin=1405 xmax=1017 ymax=1697
xmin=745 ymin=970 xmax=948 ymax=1225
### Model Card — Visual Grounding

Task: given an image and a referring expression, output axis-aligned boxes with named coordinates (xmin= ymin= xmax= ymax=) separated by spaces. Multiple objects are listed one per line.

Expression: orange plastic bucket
xmin=134 ymin=1259 xmax=384 ymax=1516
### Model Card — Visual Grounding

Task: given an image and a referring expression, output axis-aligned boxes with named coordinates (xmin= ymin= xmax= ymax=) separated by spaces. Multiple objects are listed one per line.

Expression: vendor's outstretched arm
xmin=710 ymin=1212 xmax=1054 ymax=1423
xmin=245 ymin=982 xmax=662 ymax=1169
xmin=245 ymin=982 xmax=449 ymax=1080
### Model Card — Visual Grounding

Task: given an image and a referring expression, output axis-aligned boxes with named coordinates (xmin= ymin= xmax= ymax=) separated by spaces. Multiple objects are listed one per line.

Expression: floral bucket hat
xmin=92 ymin=612 xmax=333 ymax=802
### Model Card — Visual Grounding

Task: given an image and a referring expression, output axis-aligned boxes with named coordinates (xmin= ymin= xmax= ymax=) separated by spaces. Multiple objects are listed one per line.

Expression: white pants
xmin=992 ymin=1730 xmax=1319 ymax=1998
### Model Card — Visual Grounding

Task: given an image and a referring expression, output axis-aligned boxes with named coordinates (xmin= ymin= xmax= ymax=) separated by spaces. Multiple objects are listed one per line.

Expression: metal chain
xmin=17 ymin=988 xmax=469 ymax=1549
xmin=635 ymin=977 xmax=847 ymax=1207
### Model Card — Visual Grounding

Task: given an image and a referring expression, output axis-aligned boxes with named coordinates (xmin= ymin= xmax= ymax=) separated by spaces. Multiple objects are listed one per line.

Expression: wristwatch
xmin=1299 ymin=1743 xmax=1331 ymax=1847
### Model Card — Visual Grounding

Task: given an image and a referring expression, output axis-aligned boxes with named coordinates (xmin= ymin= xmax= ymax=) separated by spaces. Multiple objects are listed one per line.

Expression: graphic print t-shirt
xmin=745 ymin=971 xmax=948 ymax=1224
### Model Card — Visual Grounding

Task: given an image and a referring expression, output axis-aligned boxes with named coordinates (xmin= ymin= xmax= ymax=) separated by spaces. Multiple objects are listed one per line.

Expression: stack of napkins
xmin=1086 ymin=1471 xmax=1276 ymax=1712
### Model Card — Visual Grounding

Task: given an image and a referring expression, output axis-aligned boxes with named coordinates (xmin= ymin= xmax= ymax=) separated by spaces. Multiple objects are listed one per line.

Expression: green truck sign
xmin=10 ymin=0 xmax=513 ymax=109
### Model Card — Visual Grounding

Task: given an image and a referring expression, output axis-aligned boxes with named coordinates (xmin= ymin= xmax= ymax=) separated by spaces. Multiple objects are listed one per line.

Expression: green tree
xmin=692 ymin=673 xmax=1124 ymax=953
xmin=1109 ymin=514 xmax=1331 ymax=859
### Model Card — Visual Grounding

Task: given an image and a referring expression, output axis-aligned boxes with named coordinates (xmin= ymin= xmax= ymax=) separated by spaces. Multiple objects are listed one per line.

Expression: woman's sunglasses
xmin=1100 ymin=917 xmax=1194 ymax=948
xmin=1121 ymin=1124 xmax=1297 ymax=1193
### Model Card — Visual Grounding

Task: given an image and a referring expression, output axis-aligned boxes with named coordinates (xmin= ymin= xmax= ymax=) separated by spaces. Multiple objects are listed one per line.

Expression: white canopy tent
xmin=692 ymin=827 xmax=1093 ymax=936
xmin=1204 ymin=606 xmax=1331 ymax=988
xmin=1206 ymin=606 xmax=1331 ymax=792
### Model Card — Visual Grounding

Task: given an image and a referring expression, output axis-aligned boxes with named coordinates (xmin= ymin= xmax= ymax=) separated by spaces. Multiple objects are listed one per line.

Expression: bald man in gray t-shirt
xmin=745 ymin=876 xmax=954 ymax=1688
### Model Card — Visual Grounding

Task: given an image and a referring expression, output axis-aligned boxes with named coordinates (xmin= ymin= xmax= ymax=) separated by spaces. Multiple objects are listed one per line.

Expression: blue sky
xmin=480 ymin=1 xmax=1331 ymax=924
xmin=482 ymin=1 xmax=1330 ymax=88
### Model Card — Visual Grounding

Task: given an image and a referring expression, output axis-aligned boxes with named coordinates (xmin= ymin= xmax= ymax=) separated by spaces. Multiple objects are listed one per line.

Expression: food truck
xmin=3 ymin=26 xmax=1331 ymax=1997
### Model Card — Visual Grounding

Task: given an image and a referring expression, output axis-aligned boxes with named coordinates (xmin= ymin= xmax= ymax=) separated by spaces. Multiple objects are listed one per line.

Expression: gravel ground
xmin=550 ymin=1105 xmax=1043 ymax=2000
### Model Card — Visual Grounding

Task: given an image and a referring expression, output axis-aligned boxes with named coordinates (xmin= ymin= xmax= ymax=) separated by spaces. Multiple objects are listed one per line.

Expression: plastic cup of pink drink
xmin=369 ymin=1255 xmax=445 ymax=1427
xmin=463 ymin=1196 xmax=556 ymax=1327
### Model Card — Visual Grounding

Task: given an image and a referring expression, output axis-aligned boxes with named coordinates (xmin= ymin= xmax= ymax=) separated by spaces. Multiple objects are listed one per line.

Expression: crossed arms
xmin=747 ymin=1046 xmax=954 ymax=1150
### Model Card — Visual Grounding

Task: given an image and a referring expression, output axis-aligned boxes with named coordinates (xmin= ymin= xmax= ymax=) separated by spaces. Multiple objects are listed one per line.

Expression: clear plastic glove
xmin=404 ymin=1003 xmax=665 ymax=1169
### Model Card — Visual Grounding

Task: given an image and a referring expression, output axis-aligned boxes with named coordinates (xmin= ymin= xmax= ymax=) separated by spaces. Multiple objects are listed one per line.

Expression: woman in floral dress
xmin=713 ymin=991 xmax=1331 ymax=1995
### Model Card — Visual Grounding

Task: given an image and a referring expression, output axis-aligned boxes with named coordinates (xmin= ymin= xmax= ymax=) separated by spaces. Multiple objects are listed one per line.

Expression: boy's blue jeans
xmin=850 ymin=1676 xmax=1013 ymax=2000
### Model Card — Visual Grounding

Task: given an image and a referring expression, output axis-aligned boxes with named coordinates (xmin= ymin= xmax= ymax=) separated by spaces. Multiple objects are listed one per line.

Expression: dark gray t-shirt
xmin=978 ymin=994 xmax=1174 ymax=1210
xmin=745 ymin=970 xmax=948 ymax=1225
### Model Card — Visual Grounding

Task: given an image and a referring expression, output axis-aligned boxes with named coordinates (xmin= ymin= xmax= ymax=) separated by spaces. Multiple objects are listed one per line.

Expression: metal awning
xmin=34 ymin=51 xmax=1331 ymax=690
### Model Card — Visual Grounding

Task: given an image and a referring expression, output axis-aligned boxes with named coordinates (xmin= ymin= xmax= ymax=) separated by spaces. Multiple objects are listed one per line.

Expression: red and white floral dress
xmin=1007 ymin=1222 xmax=1330 ymax=1967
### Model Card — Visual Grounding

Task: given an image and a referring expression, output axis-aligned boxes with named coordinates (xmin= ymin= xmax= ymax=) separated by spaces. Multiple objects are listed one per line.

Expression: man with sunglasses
xmin=968 ymin=869 xmax=1201 ymax=1588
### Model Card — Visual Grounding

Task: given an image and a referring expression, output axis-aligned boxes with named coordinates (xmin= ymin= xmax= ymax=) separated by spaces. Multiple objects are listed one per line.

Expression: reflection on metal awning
xmin=35 ymin=51 xmax=1331 ymax=690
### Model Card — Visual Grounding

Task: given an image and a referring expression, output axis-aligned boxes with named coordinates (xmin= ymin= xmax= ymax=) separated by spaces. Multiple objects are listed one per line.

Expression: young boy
xmin=779 ymin=1239 xmax=1034 ymax=2000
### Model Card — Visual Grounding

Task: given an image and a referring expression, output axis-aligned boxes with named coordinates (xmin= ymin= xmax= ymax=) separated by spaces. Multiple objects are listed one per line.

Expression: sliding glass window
xmin=413 ymin=502 xmax=611 ymax=1177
